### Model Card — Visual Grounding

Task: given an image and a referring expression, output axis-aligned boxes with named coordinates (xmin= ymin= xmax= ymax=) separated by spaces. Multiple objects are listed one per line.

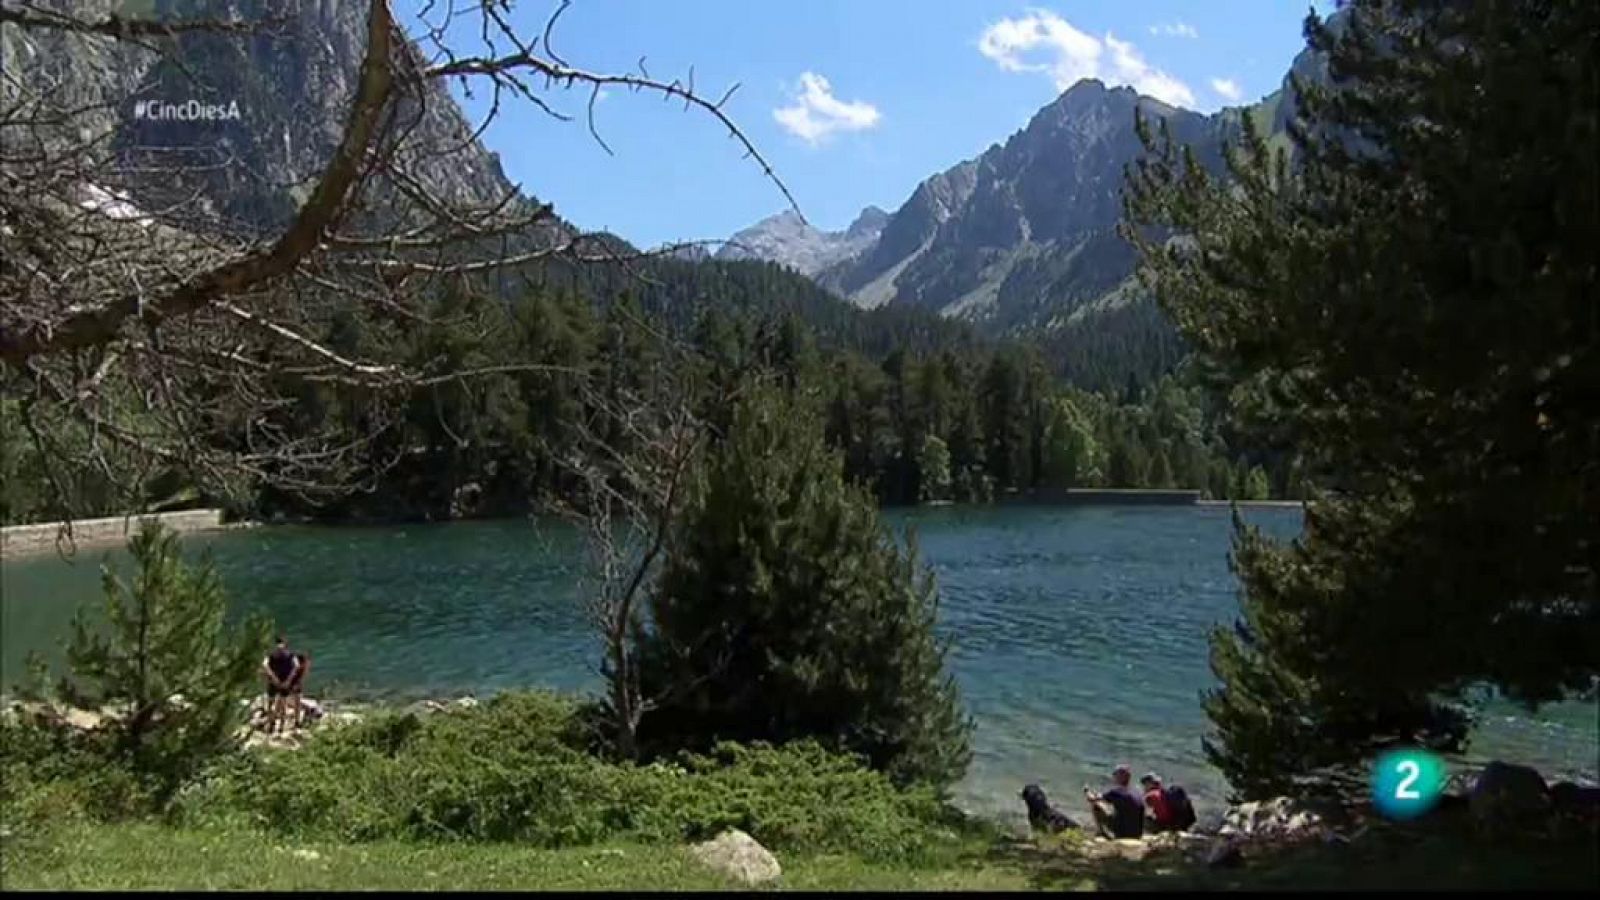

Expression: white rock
xmin=689 ymin=830 xmax=781 ymax=886
xmin=62 ymin=708 xmax=104 ymax=730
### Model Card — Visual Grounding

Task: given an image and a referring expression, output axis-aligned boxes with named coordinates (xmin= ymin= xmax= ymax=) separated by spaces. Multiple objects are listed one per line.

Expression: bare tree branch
xmin=0 ymin=0 xmax=803 ymax=524
xmin=0 ymin=0 xmax=395 ymax=365
xmin=0 ymin=0 xmax=289 ymax=39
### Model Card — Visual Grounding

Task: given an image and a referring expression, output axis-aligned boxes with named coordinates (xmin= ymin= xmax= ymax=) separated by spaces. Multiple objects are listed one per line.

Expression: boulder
xmin=1205 ymin=838 xmax=1245 ymax=869
xmin=1218 ymin=796 xmax=1325 ymax=842
xmin=1083 ymin=837 xmax=1153 ymax=862
xmin=1145 ymin=831 xmax=1213 ymax=863
xmin=689 ymin=830 xmax=781 ymax=886
xmin=449 ymin=482 xmax=483 ymax=519
xmin=1110 ymin=838 xmax=1152 ymax=862
xmin=244 ymin=730 xmax=306 ymax=752
xmin=452 ymin=696 xmax=479 ymax=710
xmin=1548 ymin=781 xmax=1600 ymax=824
xmin=1193 ymin=807 xmax=1227 ymax=835
xmin=4 ymin=701 xmax=50 ymax=726
xmin=62 ymin=707 xmax=104 ymax=731
xmin=1469 ymin=761 xmax=1549 ymax=831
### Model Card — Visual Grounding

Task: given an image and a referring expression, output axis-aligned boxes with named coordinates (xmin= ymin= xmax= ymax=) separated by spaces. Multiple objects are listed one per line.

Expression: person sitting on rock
xmin=1084 ymin=765 xmax=1146 ymax=839
xmin=1140 ymin=772 xmax=1197 ymax=833
xmin=286 ymin=651 xmax=311 ymax=728
xmin=260 ymin=635 xmax=300 ymax=735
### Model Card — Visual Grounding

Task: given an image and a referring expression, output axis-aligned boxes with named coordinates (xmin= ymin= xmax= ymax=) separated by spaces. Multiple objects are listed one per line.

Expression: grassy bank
xmin=1 ymin=822 xmax=1040 ymax=891
xmin=1 ymin=691 xmax=1037 ymax=890
xmin=4 ymin=692 xmax=1595 ymax=892
xmin=6 ymin=813 xmax=1595 ymax=891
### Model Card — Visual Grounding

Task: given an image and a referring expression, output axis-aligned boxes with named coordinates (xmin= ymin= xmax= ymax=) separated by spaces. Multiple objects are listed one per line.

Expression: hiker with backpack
xmin=1140 ymin=772 xmax=1197 ymax=833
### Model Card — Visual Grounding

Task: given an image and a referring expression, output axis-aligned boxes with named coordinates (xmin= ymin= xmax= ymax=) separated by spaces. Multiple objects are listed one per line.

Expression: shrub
xmin=171 ymin=691 xmax=956 ymax=860
xmin=0 ymin=717 xmax=155 ymax=827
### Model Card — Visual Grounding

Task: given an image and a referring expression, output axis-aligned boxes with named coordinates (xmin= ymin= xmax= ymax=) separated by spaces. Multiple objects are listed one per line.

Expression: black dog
xmin=1021 ymin=783 xmax=1079 ymax=833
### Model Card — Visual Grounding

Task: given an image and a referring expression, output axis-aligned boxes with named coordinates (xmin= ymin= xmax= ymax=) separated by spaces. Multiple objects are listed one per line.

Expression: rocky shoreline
xmin=1067 ymin=761 xmax=1599 ymax=872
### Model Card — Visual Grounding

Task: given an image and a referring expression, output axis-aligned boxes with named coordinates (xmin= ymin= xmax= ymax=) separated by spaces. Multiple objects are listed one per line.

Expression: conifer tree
xmin=635 ymin=383 xmax=973 ymax=788
xmin=1125 ymin=0 xmax=1598 ymax=796
xmin=60 ymin=522 xmax=271 ymax=796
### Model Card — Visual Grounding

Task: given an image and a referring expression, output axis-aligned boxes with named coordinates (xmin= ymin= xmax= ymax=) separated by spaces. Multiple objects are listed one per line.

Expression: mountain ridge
xmin=713 ymin=205 xmax=889 ymax=277
xmin=721 ymin=78 xmax=1225 ymax=337
xmin=716 ymin=37 xmax=1336 ymax=368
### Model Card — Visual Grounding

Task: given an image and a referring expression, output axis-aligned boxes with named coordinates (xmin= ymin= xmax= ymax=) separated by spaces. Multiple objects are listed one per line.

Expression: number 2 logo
xmin=1394 ymin=760 xmax=1421 ymax=800
xmin=1373 ymin=749 xmax=1442 ymax=819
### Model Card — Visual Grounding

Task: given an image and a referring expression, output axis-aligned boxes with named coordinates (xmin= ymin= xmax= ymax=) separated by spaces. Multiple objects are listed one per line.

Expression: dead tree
xmin=561 ymin=372 xmax=698 ymax=758
xmin=0 ymin=0 xmax=800 ymax=539
xmin=534 ymin=309 xmax=756 ymax=759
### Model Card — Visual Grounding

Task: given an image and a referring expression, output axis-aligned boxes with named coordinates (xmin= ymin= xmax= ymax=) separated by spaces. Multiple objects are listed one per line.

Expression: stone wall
xmin=0 ymin=509 xmax=227 ymax=559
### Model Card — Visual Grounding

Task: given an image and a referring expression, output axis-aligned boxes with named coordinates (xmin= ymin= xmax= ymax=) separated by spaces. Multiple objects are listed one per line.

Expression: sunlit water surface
xmin=5 ymin=506 xmax=1594 ymax=824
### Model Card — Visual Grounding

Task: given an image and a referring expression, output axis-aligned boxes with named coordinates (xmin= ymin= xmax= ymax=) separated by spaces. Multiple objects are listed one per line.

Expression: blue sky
xmin=401 ymin=1 xmax=1335 ymax=249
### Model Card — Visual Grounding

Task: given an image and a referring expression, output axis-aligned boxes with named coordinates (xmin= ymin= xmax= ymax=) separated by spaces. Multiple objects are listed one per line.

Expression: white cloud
xmin=1148 ymin=21 xmax=1198 ymax=39
xmin=979 ymin=10 xmax=1196 ymax=108
xmin=1210 ymin=77 xmax=1242 ymax=102
xmin=772 ymin=72 xmax=881 ymax=145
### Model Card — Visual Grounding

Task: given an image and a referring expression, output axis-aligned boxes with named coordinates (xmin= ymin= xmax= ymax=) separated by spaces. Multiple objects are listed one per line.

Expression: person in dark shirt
xmin=260 ymin=635 xmax=300 ymax=735
xmin=286 ymin=652 xmax=311 ymax=728
xmin=1083 ymin=765 xmax=1145 ymax=839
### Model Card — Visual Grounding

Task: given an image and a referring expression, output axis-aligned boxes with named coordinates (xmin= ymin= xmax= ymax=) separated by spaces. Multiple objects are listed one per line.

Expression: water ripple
xmin=4 ymin=507 xmax=1595 ymax=820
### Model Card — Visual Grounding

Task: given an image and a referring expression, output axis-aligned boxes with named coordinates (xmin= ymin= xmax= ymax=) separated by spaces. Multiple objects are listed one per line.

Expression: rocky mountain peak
xmin=845 ymin=206 xmax=890 ymax=239
xmin=714 ymin=204 xmax=888 ymax=278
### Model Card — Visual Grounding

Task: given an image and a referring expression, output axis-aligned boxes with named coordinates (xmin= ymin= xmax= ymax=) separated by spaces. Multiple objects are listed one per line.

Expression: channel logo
xmin=1371 ymin=748 xmax=1447 ymax=820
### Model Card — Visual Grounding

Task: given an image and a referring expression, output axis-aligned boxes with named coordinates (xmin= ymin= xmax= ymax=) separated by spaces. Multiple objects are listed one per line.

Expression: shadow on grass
xmin=983 ymin=819 xmax=1600 ymax=892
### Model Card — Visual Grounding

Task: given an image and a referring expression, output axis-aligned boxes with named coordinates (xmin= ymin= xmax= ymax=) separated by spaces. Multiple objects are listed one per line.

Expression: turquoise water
xmin=3 ymin=506 xmax=1595 ymax=824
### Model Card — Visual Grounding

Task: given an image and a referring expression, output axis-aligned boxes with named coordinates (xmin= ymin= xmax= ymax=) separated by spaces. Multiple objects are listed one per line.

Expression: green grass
xmin=5 ymin=694 xmax=1594 ymax=892
xmin=0 ymin=822 xmax=1037 ymax=892
xmin=6 ymin=817 xmax=1595 ymax=892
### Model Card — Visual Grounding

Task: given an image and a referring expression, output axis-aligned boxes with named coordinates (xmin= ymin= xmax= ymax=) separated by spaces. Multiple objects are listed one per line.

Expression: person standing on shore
xmin=287 ymin=650 xmax=312 ymax=728
xmin=261 ymin=635 xmax=300 ymax=735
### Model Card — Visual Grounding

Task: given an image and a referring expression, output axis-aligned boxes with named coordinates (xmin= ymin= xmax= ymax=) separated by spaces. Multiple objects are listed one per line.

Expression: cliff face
xmin=0 ymin=0 xmax=565 ymax=242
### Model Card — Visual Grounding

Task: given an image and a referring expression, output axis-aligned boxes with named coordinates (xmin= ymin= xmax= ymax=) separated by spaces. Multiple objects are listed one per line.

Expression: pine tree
xmin=917 ymin=434 xmax=953 ymax=503
xmin=634 ymin=383 xmax=973 ymax=788
xmin=59 ymin=522 xmax=271 ymax=796
xmin=1126 ymin=0 xmax=1599 ymax=797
